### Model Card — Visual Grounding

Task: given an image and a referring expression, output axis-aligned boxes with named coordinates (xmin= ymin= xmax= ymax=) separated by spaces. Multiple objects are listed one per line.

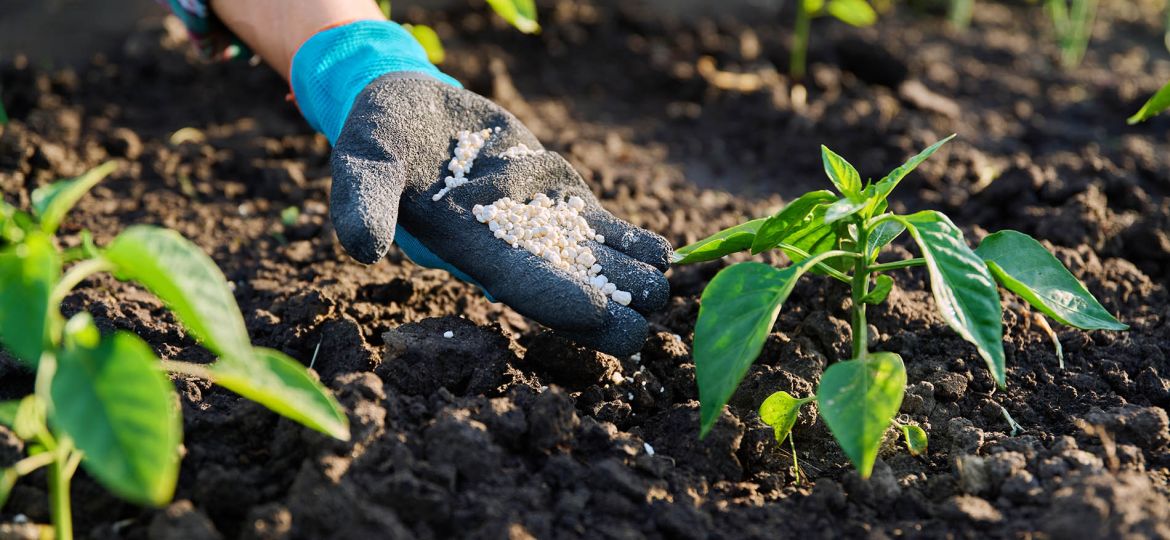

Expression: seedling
xmin=378 ymin=0 xmax=538 ymax=65
xmin=791 ymin=0 xmax=877 ymax=79
xmin=675 ymin=136 xmax=1127 ymax=478
xmin=949 ymin=0 xmax=974 ymax=30
xmin=0 ymin=162 xmax=349 ymax=539
xmin=1046 ymin=0 xmax=1097 ymax=68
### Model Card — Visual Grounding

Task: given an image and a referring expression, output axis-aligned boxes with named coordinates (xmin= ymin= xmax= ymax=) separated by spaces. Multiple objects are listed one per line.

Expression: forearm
xmin=210 ymin=0 xmax=385 ymax=80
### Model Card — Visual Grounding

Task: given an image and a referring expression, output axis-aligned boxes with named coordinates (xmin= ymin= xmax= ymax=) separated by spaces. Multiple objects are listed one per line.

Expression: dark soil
xmin=3 ymin=0 xmax=1170 ymax=538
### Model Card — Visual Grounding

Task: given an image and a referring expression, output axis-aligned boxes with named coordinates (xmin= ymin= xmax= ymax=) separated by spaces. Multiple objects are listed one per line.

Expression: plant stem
xmin=949 ymin=0 xmax=974 ymax=30
xmin=791 ymin=1 xmax=811 ymax=79
xmin=868 ymin=258 xmax=925 ymax=273
xmin=850 ymin=222 xmax=871 ymax=359
xmin=48 ymin=452 xmax=73 ymax=540
xmin=161 ymin=360 xmax=214 ymax=380
xmin=776 ymin=243 xmax=855 ymax=283
xmin=11 ymin=452 xmax=55 ymax=476
xmin=51 ymin=258 xmax=114 ymax=305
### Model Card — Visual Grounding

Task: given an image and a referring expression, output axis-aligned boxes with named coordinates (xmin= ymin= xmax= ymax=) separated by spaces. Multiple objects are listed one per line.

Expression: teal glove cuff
xmin=290 ymin=20 xmax=462 ymax=144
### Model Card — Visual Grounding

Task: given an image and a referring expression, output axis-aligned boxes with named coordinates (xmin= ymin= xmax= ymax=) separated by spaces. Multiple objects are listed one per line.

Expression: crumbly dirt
xmin=2 ymin=1 xmax=1170 ymax=538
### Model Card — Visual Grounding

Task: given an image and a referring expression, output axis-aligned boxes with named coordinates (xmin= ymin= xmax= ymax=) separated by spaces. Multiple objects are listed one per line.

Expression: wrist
xmin=290 ymin=20 xmax=461 ymax=144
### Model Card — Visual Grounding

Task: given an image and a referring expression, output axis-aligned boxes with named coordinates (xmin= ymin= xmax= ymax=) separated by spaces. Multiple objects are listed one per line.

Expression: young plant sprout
xmin=1046 ymin=0 xmax=1097 ymax=69
xmin=791 ymin=0 xmax=877 ymax=79
xmin=434 ymin=127 xmax=499 ymax=201
xmin=674 ymin=136 xmax=1127 ymax=479
xmin=0 ymin=162 xmax=349 ymax=539
xmin=473 ymin=194 xmax=633 ymax=305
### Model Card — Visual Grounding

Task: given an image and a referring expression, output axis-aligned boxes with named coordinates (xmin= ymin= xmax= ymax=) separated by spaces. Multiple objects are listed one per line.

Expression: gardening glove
xmin=291 ymin=21 xmax=672 ymax=357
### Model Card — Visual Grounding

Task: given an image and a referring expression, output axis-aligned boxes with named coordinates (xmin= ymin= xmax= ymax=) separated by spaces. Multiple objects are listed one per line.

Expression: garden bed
xmin=1 ymin=0 xmax=1169 ymax=537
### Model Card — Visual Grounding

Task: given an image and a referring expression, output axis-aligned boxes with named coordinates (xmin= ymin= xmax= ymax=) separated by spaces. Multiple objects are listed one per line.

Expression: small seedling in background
xmin=405 ymin=24 xmax=447 ymax=64
xmin=280 ymin=205 xmax=301 ymax=227
xmin=0 ymin=162 xmax=349 ymax=539
xmin=377 ymin=0 xmax=538 ymax=65
xmin=792 ymin=0 xmax=877 ymax=79
xmin=675 ymin=136 xmax=1126 ymax=479
xmin=949 ymin=0 xmax=974 ymax=29
xmin=0 ymin=98 xmax=8 ymax=126
xmin=1047 ymin=0 xmax=1097 ymax=68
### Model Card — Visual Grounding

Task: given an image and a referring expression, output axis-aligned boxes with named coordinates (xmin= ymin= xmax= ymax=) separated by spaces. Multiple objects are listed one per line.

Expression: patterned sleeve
xmin=158 ymin=0 xmax=251 ymax=61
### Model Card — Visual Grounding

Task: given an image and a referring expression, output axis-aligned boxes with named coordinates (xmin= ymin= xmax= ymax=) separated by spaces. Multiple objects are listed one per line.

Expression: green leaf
xmin=866 ymin=220 xmax=905 ymax=260
xmin=898 ymin=211 xmax=1006 ymax=386
xmin=104 ymin=225 xmax=251 ymax=361
xmin=405 ymin=24 xmax=445 ymax=64
xmin=0 ymin=396 xmax=45 ymax=441
xmin=826 ymin=0 xmax=877 ymax=26
xmin=31 ymin=161 xmax=118 ymax=235
xmin=377 ymin=0 xmax=391 ymax=18
xmin=901 ymin=424 xmax=928 ymax=456
xmin=759 ymin=391 xmax=811 ymax=444
xmin=803 ymin=0 xmax=825 ymax=13
xmin=780 ymin=206 xmax=852 ymax=275
xmin=869 ymin=135 xmax=956 ymax=213
xmin=210 ymin=348 xmax=349 ymax=441
xmin=975 ymin=230 xmax=1127 ymax=331
xmin=0 ymin=401 xmax=17 ymax=428
xmin=674 ymin=218 xmax=765 ymax=264
xmin=695 ymin=258 xmax=827 ymax=436
xmin=50 ymin=314 xmax=181 ymax=506
xmin=485 ymin=0 xmax=540 ymax=33
xmin=751 ymin=191 xmax=836 ymax=254
xmin=822 ymin=145 xmax=862 ymax=196
xmin=824 ymin=195 xmax=868 ymax=225
xmin=816 ymin=352 xmax=906 ymax=478
xmin=862 ymin=274 xmax=894 ymax=305
xmin=0 ymin=232 xmax=60 ymax=366
xmin=1128 ymin=80 xmax=1170 ymax=124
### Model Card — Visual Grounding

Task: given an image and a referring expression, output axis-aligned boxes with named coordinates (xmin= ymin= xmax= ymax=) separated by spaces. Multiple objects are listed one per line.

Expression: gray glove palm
xmin=330 ymin=74 xmax=672 ymax=357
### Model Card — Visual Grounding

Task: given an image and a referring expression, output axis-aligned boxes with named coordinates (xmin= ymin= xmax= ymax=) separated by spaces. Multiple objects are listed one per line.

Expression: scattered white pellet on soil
xmin=630 ymin=352 xmax=641 ymax=363
xmin=13 ymin=514 xmax=28 ymax=524
xmin=627 ymin=393 xmax=634 ymax=400
xmin=644 ymin=443 xmax=655 ymax=456
xmin=472 ymin=193 xmax=634 ymax=304
xmin=500 ymin=143 xmax=545 ymax=160
xmin=434 ymin=128 xmax=494 ymax=201
xmin=443 ymin=330 xmax=454 ymax=338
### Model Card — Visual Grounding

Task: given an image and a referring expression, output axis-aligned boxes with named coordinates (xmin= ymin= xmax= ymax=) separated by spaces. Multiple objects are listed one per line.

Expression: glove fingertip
xmin=555 ymin=303 xmax=649 ymax=358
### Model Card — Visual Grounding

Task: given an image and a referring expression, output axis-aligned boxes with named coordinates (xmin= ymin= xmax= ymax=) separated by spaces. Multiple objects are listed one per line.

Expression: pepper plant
xmin=675 ymin=136 xmax=1127 ymax=478
xmin=0 ymin=162 xmax=349 ymax=539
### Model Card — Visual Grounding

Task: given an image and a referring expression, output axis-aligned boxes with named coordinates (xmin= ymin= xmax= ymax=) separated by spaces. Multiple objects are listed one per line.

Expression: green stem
xmin=851 ymin=222 xmax=871 ymax=359
xmin=161 ymin=360 xmax=214 ymax=380
xmin=948 ymin=0 xmax=974 ymax=30
xmin=48 ymin=452 xmax=73 ymax=540
xmin=11 ymin=452 xmax=55 ymax=476
xmin=791 ymin=1 xmax=811 ymax=79
xmin=51 ymin=258 xmax=114 ymax=305
xmin=776 ymin=242 xmax=855 ymax=283
xmin=868 ymin=258 xmax=925 ymax=273
xmin=788 ymin=436 xmax=802 ymax=484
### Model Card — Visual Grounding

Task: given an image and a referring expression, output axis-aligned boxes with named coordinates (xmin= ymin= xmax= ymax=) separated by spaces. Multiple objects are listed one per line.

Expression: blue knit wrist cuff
xmin=290 ymin=20 xmax=462 ymax=144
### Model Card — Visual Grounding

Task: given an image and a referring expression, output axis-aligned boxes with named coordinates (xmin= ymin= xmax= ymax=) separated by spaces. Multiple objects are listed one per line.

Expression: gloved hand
xmin=291 ymin=21 xmax=672 ymax=356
